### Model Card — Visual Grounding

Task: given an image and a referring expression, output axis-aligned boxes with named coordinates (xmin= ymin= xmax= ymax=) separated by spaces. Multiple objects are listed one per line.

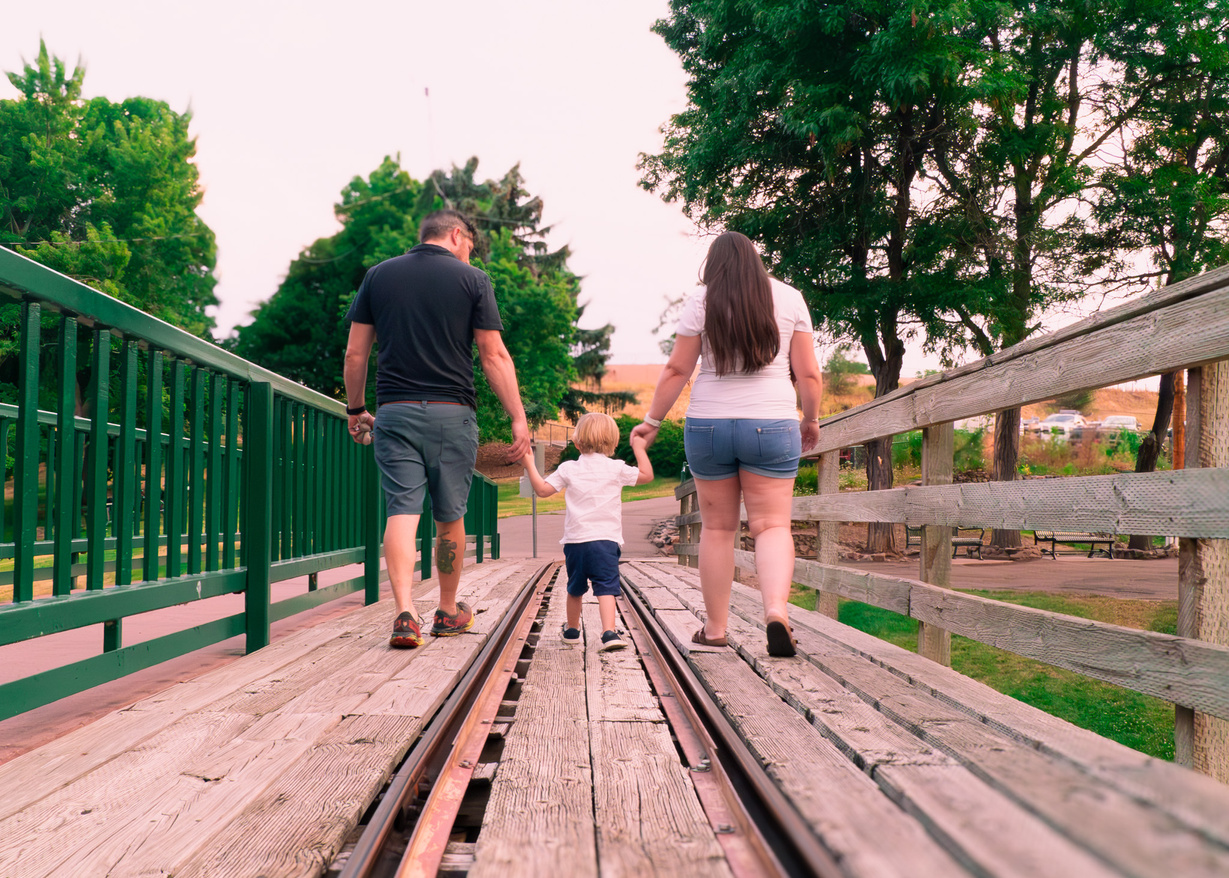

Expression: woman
xmin=631 ymin=232 xmax=821 ymax=657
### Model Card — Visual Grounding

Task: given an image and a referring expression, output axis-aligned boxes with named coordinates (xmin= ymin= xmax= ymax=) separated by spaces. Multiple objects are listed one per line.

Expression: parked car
xmin=1029 ymin=411 xmax=1087 ymax=440
xmin=1071 ymin=414 xmax=1142 ymax=443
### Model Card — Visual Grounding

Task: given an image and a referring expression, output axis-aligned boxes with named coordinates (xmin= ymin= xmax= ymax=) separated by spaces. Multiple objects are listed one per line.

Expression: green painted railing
xmin=0 ymin=248 xmax=499 ymax=720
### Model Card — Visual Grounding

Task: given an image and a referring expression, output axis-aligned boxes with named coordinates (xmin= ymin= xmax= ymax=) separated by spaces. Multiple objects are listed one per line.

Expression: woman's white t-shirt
xmin=544 ymin=453 xmax=642 ymax=544
xmin=675 ymin=278 xmax=813 ymax=419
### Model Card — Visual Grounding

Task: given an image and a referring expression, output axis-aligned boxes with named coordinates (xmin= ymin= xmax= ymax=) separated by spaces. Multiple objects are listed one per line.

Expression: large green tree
xmin=232 ymin=157 xmax=587 ymax=442
xmin=642 ymin=0 xmax=980 ymax=551
xmin=643 ymin=0 xmax=1218 ymax=550
xmin=0 ymin=41 xmax=218 ymax=336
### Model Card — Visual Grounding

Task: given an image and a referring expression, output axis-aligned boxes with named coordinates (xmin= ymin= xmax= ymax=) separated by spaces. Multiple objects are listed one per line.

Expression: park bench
xmin=905 ymin=525 xmax=985 ymax=559
xmin=1033 ymin=531 xmax=1116 ymax=559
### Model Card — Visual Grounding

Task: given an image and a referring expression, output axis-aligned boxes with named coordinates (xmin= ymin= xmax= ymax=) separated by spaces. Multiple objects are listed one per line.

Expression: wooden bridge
xmin=3 ymin=249 xmax=1229 ymax=875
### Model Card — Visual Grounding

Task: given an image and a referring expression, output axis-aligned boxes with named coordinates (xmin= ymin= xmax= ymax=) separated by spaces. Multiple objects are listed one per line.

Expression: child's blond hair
xmin=572 ymin=412 xmax=620 ymax=456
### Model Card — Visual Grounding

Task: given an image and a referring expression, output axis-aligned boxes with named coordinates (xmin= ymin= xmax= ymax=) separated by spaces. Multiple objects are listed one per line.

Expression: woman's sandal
xmin=765 ymin=620 xmax=797 ymax=657
xmin=691 ymin=627 xmax=728 ymax=647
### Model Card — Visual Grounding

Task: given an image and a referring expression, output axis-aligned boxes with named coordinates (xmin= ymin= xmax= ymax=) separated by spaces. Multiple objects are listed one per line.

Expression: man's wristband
xmin=346 ymin=404 xmax=367 ymax=416
xmin=642 ymin=414 xmax=662 ymax=428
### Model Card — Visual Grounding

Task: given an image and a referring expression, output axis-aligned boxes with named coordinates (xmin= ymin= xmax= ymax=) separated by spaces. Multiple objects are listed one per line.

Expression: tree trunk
xmin=1128 ymin=371 xmax=1177 ymax=551
xmin=865 ymin=435 xmax=895 ymax=552
xmin=991 ymin=407 xmax=1022 ymax=548
xmin=862 ymin=332 xmax=905 ymax=554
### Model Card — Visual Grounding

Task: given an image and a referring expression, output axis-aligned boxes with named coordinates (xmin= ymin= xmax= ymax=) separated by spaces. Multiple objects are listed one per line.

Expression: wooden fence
xmin=675 ymin=263 xmax=1229 ymax=779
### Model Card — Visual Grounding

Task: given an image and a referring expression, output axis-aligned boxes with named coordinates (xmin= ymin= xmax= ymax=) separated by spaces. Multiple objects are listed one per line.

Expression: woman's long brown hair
xmin=701 ymin=232 xmax=779 ymax=376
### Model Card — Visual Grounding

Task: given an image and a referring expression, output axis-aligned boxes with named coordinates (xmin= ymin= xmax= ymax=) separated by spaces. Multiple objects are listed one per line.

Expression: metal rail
xmin=337 ymin=562 xmax=554 ymax=878
xmin=620 ymin=578 xmax=845 ymax=878
xmin=337 ymin=563 xmax=842 ymax=878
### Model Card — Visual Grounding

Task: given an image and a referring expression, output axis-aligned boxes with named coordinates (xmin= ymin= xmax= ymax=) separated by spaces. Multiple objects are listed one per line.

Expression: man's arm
xmin=475 ymin=328 xmax=531 ymax=461
xmin=344 ymin=322 xmax=377 ymax=442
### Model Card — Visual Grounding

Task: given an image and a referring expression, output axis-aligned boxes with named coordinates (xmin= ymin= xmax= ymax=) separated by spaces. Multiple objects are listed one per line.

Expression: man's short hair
xmin=572 ymin=412 xmax=620 ymax=456
xmin=420 ymin=209 xmax=477 ymax=244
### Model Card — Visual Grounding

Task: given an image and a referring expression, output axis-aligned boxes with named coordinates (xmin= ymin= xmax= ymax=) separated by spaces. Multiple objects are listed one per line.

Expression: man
xmin=344 ymin=209 xmax=531 ymax=648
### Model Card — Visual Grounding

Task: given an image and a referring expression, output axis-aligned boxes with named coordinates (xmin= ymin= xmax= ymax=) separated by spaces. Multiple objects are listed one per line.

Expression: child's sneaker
xmin=599 ymin=629 xmax=626 ymax=652
xmin=432 ymin=601 xmax=475 ymax=636
xmin=390 ymin=612 xmax=424 ymax=649
xmin=561 ymin=623 xmax=581 ymax=642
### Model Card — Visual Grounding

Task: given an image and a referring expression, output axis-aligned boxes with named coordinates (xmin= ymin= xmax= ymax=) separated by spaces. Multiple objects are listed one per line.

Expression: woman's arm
xmin=630 ymin=333 xmax=702 ymax=446
xmin=521 ymin=450 xmax=559 ymax=498
xmin=789 ymin=330 xmax=823 ymax=453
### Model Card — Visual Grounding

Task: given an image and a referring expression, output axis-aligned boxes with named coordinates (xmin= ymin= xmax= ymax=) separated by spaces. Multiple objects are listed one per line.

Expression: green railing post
xmin=419 ymin=498 xmax=434 ymax=578
xmin=363 ymin=448 xmax=382 ymax=605
xmin=243 ymin=382 xmax=274 ymax=652
xmin=13 ymin=301 xmax=41 ymax=602
xmin=86 ymin=328 xmax=111 ymax=590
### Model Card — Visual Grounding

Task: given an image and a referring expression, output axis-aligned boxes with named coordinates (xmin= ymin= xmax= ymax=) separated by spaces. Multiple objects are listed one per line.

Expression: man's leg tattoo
xmin=437 ymin=536 xmax=458 ymax=574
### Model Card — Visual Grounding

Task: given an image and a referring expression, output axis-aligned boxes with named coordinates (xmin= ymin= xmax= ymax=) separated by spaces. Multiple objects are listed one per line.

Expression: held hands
xmin=629 ymin=432 xmax=649 ymax=453
xmin=506 ymin=419 xmax=531 ymax=463
xmin=629 ymin=421 xmax=658 ymax=448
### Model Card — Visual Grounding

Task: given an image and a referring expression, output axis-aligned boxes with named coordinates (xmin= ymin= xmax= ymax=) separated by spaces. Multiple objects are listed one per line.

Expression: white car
xmin=1098 ymin=415 xmax=1140 ymax=434
xmin=1032 ymin=412 xmax=1087 ymax=440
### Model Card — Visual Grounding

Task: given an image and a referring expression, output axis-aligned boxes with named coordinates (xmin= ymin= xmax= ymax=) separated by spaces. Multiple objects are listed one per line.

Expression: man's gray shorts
xmin=373 ymin=402 xmax=479 ymax=522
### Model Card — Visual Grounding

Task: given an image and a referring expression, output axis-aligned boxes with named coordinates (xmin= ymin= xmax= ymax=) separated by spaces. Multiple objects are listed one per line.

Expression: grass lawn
xmin=495 ymin=475 xmax=681 ymax=519
xmin=789 ymin=586 xmax=1178 ymax=760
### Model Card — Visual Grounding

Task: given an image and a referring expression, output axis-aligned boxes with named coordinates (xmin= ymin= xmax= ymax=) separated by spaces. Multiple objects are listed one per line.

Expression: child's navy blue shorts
xmin=562 ymin=540 xmax=622 ymax=597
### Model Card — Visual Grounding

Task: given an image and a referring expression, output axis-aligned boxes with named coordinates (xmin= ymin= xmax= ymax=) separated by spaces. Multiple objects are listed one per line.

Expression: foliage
xmin=824 ymin=344 xmax=870 ymax=395
xmin=0 ymin=41 xmax=218 ymax=337
xmin=231 ymin=156 xmax=590 ymax=442
xmin=559 ymin=415 xmax=688 ymax=479
xmin=1053 ymin=389 xmax=1094 ymax=414
xmin=890 ymin=428 xmax=985 ymax=472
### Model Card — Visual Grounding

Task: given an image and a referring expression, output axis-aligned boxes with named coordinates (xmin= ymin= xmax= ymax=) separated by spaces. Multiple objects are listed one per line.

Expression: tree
xmin=1083 ymin=12 xmax=1229 ymax=550
xmin=232 ymin=157 xmax=586 ymax=442
xmin=641 ymin=1 xmax=979 ymax=552
xmin=0 ymin=41 xmax=218 ymax=336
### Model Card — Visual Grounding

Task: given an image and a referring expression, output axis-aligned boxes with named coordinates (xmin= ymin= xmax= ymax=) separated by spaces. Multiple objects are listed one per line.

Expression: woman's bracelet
xmin=642 ymin=414 xmax=662 ymax=428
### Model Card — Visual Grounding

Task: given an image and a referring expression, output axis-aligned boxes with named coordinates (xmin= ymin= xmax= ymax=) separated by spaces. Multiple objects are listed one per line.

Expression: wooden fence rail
xmin=675 ymin=263 xmax=1229 ymax=779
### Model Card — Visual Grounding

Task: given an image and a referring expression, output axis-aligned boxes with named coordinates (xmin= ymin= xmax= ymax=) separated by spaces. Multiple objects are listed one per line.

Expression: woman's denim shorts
xmin=683 ymin=418 xmax=802 ymax=480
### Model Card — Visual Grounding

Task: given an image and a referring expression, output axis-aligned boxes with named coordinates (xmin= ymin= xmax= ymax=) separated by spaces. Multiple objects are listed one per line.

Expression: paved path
xmin=497 ymin=495 xmax=678 ymax=560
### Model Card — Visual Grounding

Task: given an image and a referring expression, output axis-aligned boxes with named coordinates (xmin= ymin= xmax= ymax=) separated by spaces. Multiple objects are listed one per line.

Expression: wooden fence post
xmin=918 ymin=423 xmax=954 ymax=666
xmin=815 ymin=451 xmax=840 ymax=619
xmin=1181 ymin=361 xmax=1229 ymax=780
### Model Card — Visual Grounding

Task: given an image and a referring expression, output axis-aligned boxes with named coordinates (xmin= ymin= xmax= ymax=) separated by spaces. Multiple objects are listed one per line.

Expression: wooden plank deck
xmin=0 ymin=559 xmax=539 ymax=878
xmin=623 ymin=560 xmax=1229 ymax=878
xmin=4 ymin=557 xmax=1229 ymax=877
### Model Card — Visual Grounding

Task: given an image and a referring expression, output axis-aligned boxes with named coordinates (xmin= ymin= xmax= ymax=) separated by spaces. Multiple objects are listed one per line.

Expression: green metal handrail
xmin=0 ymin=247 xmax=499 ymax=720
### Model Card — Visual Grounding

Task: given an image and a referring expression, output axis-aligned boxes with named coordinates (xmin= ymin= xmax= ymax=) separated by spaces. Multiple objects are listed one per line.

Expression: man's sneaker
xmin=562 ymin=624 xmax=581 ymax=642
xmin=390 ymin=612 xmax=424 ymax=649
xmin=599 ymin=629 xmax=626 ymax=652
xmin=432 ymin=601 xmax=475 ymax=636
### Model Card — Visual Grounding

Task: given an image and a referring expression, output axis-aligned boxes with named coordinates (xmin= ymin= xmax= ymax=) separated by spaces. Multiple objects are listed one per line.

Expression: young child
xmin=521 ymin=412 xmax=654 ymax=651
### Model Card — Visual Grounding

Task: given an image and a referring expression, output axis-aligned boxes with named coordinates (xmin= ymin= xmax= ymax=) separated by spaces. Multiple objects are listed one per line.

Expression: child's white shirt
xmin=544 ymin=453 xmax=641 ymax=545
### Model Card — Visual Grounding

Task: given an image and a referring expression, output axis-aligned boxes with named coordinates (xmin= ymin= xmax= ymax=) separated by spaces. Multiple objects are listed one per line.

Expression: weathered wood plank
xmin=590 ymin=720 xmax=732 ymax=878
xmin=470 ymin=571 xmax=597 ymax=878
xmin=814 ymin=270 xmax=1229 ymax=451
xmin=689 ymin=650 xmax=966 ymax=877
xmin=737 ymin=547 xmax=1229 ymax=718
xmin=581 ymin=600 xmax=662 ymax=722
xmin=173 ymin=715 xmax=419 ymax=878
xmin=721 ymin=578 xmax=1229 ymax=850
xmin=790 ymin=467 xmax=1229 ymax=538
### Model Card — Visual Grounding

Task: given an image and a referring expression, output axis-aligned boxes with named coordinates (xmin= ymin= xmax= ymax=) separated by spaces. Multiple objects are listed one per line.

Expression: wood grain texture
xmin=471 ymin=574 xmax=597 ymax=878
xmin=813 ymin=270 xmax=1229 ymax=451
xmin=718 ymin=577 xmax=1229 ymax=850
xmin=690 ymin=650 xmax=965 ymax=878
xmin=739 ymin=548 xmax=1229 ymax=717
xmin=789 ymin=467 xmax=1229 ymax=538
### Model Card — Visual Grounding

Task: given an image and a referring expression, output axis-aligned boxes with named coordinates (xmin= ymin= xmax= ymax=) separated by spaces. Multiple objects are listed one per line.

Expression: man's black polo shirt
xmin=346 ymin=243 xmax=503 ymax=409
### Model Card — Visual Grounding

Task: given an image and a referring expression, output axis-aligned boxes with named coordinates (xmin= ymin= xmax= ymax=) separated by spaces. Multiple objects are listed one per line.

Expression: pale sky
xmin=6 ymin=1 xmax=1127 ymax=384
